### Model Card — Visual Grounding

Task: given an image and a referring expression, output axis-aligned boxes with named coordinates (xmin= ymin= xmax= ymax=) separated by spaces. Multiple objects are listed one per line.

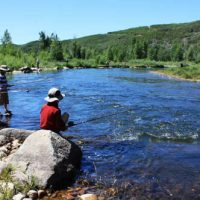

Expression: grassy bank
xmin=157 ymin=64 xmax=200 ymax=81
xmin=2 ymin=55 xmax=200 ymax=82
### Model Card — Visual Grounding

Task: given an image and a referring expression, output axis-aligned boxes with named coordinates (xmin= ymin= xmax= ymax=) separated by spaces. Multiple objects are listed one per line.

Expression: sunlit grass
xmin=161 ymin=64 xmax=200 ymax=81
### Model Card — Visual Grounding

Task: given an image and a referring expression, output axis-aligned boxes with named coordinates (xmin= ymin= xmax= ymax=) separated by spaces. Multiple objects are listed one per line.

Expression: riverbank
xmin=151 ymin=70 xmax=200 ymax=82
xmin=5 ymin=58 xmax=200 ymax=83
xmin=4 ymin=59 xmax=172 ymax=72
xmin=152 ymin=64 xmax=200 ymax=82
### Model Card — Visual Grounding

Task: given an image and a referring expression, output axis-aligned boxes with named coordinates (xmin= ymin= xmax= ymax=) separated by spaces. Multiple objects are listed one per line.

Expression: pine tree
xmin=50 ymin=35 xmax=63 ymax=61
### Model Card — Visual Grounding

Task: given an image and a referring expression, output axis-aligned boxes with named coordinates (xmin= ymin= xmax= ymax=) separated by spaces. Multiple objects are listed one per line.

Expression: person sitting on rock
xmin=0 ymin=65 xmax=12 ymax=116
xmin=40 ymin=87 xmax=69 ymax=134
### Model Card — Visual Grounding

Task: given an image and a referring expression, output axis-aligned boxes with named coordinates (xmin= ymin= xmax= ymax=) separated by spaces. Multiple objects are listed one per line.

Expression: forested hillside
xmin=0 ymin=20 xmax=200 ymax=69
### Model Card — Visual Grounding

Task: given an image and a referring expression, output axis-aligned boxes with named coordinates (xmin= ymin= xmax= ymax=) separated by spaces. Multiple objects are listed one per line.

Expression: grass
xmin=1 ymin=52 xmax=200 ymax=82
xmin=159 ymin=64 xmax=200 ymax=81
xmin=0 ymin=165 xmax=39 ymax=199
xmin=0 ymin=165 xmax=15 ymax=200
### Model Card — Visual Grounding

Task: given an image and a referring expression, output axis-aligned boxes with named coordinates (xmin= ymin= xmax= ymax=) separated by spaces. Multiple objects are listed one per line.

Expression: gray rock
xmin=38 ymin=190 xmax=47 ymax=199
xmin=12 ymin=170 xmax=29 ymax=185
xmin=0 ymin=128 xmax=33 ymax=146
xmin=12 ymin=139 xmax=21 ymax=149
xmin=0 ymin=161 xmax=7 ymax=172
xmin=12 ymin=193 xmax=26 ymax=200
xmin=8 ymin=130 xmax=82 ymax=189
xmin=0 ymin=129 xmax=34 ymax=161
xmin=27 ymin=190 xmax=38 ymax=199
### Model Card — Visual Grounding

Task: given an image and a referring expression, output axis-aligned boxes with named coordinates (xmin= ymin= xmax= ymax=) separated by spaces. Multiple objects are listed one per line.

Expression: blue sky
xmin=0 ymin=0 xmax=200 ymax=44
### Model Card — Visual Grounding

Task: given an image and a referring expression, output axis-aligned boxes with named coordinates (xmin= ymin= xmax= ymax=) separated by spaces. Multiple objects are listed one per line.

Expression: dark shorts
xmin=0 ymin=92 xmax=9 ymax=105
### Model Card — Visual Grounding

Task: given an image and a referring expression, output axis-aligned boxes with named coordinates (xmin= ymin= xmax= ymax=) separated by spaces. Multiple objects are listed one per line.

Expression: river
xmin=5 ymin=68 xmax=200 ymax=198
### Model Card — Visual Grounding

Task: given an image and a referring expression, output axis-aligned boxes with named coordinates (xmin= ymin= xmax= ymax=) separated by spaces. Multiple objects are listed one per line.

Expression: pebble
xmin=38 ymin=190 xmax=47 ymax=198
xmin=27 ymin=190 xmax=38 ymax=199
xmin=12 ymin=193 xmax=25 ymax=200
xmin=79 ymin=193 xmax=98 ymax=200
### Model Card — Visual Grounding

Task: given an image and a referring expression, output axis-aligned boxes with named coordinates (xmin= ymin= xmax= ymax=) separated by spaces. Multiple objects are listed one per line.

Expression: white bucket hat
xmin=0 ymin=65 xmax=9 ymax=72
xmin=44 ymin=88 xmax=65 ymax=102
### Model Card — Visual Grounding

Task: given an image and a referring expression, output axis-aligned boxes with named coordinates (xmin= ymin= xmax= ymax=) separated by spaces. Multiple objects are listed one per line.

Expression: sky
xmin=0 ymin=0 xmax=200 ymax=44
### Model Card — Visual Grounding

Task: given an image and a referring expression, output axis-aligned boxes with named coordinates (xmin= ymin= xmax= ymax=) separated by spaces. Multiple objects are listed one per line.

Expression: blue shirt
xmin=0 ymin=74 xmax=8 ymax=92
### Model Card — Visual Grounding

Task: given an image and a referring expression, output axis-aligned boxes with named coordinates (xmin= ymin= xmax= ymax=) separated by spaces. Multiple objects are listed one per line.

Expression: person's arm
xmin=55 ymin=109 xmax=67 ymax=131
xmin=62 ymin=112 xmax=69 ymax=123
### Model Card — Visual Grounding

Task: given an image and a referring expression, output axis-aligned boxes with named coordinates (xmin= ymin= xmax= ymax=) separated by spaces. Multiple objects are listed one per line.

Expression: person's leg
xmin=4 ymin=103 xmax=9 ymax=112
xmin=3 ymin=92 xmax=11 ymax=114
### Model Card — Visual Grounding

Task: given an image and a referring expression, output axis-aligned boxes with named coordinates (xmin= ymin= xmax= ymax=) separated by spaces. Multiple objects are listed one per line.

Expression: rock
xmin=0 ymin=128 xmax=33 ymax=162
xmin=0 ymin=128 xmax=33 ymax=146
xmin=12 ymin=193 xmax=26 ymax=200
xmin=0 ymin=161 xmax=7 ymax=172
xmin=12 ymin=170 xmax=29 ymax=185
xmin=20 ymin=66 xmax=33 ymax=73
xmin=12 ymin=139 xmax=20 ymax=149
xmin=0 ymin=151 xmax=7 ymax=158
xmin=27 ymin=190 xmax=38 ymax=199
xmin=8 ymin=130 xmax=82 ymax=189
xmin=38 ymin=190 xmax=47 ymax=199
xmin=0 ymin=144 xmax=10 ymax=156
xmin=79 ymin=194 xmax=98 ymax=200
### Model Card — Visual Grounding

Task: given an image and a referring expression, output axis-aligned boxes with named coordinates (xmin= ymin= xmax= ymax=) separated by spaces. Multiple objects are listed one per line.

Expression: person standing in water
xmin=0 ymin=65 xmax=12 ymax=116
xmin=40 ymin=87 xmax=69 ymax=134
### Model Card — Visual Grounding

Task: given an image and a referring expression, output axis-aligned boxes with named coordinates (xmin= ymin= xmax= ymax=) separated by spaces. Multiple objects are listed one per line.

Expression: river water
xmin=4 ymin=68 xmax=200 ymax=198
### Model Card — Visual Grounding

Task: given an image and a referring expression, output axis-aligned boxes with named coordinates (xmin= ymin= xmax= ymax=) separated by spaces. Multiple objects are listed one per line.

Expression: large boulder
xmin=7 ymin=130 xmax=82 ymax=189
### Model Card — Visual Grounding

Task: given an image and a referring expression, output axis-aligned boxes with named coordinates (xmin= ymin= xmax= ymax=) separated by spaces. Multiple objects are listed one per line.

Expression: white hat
xmin=44 ymin=88 xmax=65 ymax=102
xmin=0 ymin=65 xmax=9 ymax=72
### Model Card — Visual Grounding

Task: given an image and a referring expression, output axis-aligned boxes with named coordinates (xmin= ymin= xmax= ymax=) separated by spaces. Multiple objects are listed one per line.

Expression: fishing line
xmin=69 ymin=108 xmax=135 ymax=127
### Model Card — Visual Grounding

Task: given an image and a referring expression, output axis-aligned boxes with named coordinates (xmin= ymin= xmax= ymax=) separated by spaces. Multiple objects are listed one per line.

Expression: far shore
xmin=7 ymin=64 xmax=200 ymax=83
xmin=151 ymin=70 xmax=200 ymax=82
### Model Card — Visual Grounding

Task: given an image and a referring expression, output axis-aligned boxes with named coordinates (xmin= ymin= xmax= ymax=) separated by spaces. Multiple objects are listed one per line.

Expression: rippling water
xmin=4 ymin=68 xmax=200 ymax=198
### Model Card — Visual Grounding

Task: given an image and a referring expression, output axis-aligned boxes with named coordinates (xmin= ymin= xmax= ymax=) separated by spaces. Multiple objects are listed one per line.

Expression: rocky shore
xmin=0 ymin=128 xmax=82 ymax=200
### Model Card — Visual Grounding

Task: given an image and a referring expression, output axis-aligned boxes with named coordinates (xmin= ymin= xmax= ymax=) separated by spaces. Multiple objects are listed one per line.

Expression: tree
xmin=0 ymin=29 xmax=14 ymax=55
xmin=50 ymin=35 xmax=63 ymax=61
xmin=107 ymin=46 xmax=114 ymax=61
xmin=171 ymin=43 xmax=184 ymax=61
xmin=186 ymin=45 xmax=196 ymax=61
xmin=69 ymin=41 xmax=82 ymax=58
xmin=1 ymin=29 xmax=12 ymax=45
xmin=148 ymin=46 xmax=158 ymax=61
xmin=157 ymin=46 xmax=171 ymax=61
xmin=80 ymin=47 xmax=86 ymax=59
xmin=39 ymin=31 xmax=51 ymax=50
xmin=134 ymin=40 xmax=148 ymax=59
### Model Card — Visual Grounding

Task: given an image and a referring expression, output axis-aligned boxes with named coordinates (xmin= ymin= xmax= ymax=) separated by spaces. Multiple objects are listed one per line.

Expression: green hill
xmin=61 ymin=20 xmax=200 ymax=52
xmin=1 ymin=20 xmax=200 ymax=70
xmin=20 ymin=20 xmax=200 ymax=63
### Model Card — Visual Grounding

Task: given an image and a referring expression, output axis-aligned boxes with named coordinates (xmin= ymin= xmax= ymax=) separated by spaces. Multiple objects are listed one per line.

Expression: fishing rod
xmin=68 ymin=108 xmax=135 ymax=127
xmin=10 ymin=77 xmax=54 ymax=85
xmin=1 ymin=77 xmax=53 ymax=93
